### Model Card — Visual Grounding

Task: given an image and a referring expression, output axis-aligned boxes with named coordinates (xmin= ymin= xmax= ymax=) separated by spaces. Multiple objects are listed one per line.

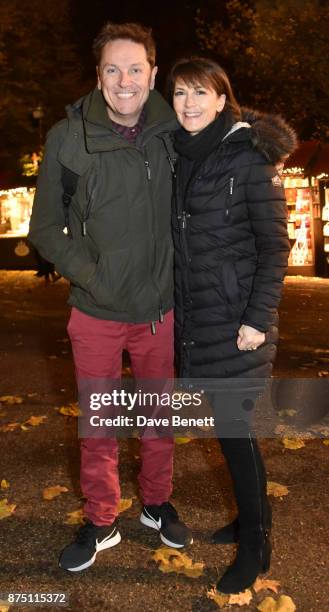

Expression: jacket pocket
xmin=221 ymin=258 xmax=241 ymax=305
xmin=87 ymin=248 xmax=131 ymax=311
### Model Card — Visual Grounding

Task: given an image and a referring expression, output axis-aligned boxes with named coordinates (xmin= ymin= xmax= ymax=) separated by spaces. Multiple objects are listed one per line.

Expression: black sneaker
xmin=59 ymin=519 xmax=121 ymax=572
xmin=140 ymin=501 xmax=193 ymax=548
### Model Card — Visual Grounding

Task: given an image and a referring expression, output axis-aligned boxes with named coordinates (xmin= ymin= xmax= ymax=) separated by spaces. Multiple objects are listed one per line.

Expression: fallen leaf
xmin=24 ymin=415 xmax=47 ymax=427
xmin=152 ymin=546 xmax=204 ymax=578
xmin=0 ymin=498 xmax=16 ymax=520
xmin=323 ymin=440 xmax=329 ymax=446
xmin=207 ymin=588 xmax=253 ymax=608
xmin=117 ymin=497 xmax=133 ymax=513
xmin=1 ymin=480 xmax=10 ymax=490
xmin=267 ymin=482 xmax=289 ymax=498
xmin=283 ymin=438 xmax=305 ymax=450
xmin=253 ymin=577 xmax=281 ymax=594
xmin=0 ymin=604 xmax=10 ymax=612
xmin=317 ymin=370 xmax=329 ymax=377
xmin=257 ymin=595 xmax=296 ymax=612
xmin=274 ymin=425 xmax=287 ymax=436
xmin=43 ymin=485 xmax=69 ymax=500
xmin=64 ymin=508 xmax=85 ymax=525
xmin=207 ymin=588 xmax=229 ymax=608
xmin=278 ymin=409 xmax=297 ymax=418
xmin=27 ymin=392 xmax=38 ymax=398
xmin=228 ymin=590 xmax=253 ymax=606
xmin=56 ymin=403 xmax=80 ymax=417
xmin=0 ymin=422 xmax=21 ymax=432
xmin=0 ymin=395 xmax=23 ymax=405
xmin=175 ymin=437 xmax=193 ymax=445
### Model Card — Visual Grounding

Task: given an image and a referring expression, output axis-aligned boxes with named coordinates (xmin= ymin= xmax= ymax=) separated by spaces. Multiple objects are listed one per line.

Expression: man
xmin=29 ymin=22 xmax=192 ymax=572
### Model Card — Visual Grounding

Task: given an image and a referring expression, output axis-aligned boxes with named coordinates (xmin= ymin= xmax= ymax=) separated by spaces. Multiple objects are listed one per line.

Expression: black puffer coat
xmin=173 ymin=111 xmax=297 ymax=379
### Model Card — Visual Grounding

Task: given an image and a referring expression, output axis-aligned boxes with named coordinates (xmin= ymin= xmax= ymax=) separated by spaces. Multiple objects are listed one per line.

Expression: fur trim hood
xmin=241 ymin=108 xmax=298 ymax=165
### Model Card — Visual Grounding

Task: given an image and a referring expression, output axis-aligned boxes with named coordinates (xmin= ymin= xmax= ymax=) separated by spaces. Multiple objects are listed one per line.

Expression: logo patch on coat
xmin=272 ymin=175 xmax=282 ymax=187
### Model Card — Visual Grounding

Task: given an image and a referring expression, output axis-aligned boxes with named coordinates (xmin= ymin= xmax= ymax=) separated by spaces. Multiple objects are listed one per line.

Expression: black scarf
xmin=173 ymin=109 xmax=234 ymax=161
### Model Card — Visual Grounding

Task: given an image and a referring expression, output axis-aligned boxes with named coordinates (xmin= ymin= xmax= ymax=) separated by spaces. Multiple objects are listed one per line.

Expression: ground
xmin=0 ymin=272 xmax=329 ymax=612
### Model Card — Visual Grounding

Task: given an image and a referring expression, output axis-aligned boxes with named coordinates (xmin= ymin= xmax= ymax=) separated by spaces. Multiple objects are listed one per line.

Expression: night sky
xmin=70 ymin=0 xmax=211 ymax=89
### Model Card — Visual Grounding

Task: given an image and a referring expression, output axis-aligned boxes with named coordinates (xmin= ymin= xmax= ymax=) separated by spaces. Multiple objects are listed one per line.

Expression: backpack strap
xmin=61 ymin=166 xmax=79 ymax=236
xmin=58 ymin=101 xmax=92 ymax=236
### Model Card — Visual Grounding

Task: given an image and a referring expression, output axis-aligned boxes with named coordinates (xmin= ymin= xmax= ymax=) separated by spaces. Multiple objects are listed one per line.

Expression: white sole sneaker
xmin=140 ymin=512 xmax=193 ymax=549
xmin=59 ymin=529 xmax=121 ymax=572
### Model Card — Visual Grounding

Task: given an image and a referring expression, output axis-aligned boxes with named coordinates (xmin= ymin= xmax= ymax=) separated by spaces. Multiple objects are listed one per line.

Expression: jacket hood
xmin=241 ymin=108 xmax=298 ymax=164
xmin=65 ymin=88 xmax=178 ymax=153
xmin=67 ymin=88 xmax=177 ymax=130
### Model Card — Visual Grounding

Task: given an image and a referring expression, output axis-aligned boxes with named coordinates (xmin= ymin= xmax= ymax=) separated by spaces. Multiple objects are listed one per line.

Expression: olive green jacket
xmin=29 ymin=88 xmax=178 ymax=322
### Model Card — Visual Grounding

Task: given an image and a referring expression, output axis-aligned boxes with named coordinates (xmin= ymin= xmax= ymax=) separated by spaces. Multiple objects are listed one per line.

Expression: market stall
xmin=283 ymin=141 xmax=329 ymax=277
xmin=0 ymin=187 xmax=37 ymax=268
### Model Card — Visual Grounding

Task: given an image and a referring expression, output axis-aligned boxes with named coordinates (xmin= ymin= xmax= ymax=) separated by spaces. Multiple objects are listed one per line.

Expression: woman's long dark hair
xmin=167 ymin=57 xmax=241 ymax=122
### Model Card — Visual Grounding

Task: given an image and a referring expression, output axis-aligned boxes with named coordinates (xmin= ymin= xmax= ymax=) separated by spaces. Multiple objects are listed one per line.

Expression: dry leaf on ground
xmin=24 ymin=415 xmax=47 ymax=427
xmin=0 ymin=498 xmax=16 ymax=520
xmin=56 ymin=403 xmax=80 ymax=417
xmin=228 ymin=590 xmax=253 ymax=606
xmin=253 ymin=577 xmax=281 ymax=594
xmin=278 ymin=409 xmax=297 ymax=417
xmin=0 ymin=605 xmax=10 ymax=612
xmin=323 ymin=439 xmax=329 ymax=446
xmin=267 ymin=482 xmax=289 ymax=499
xmin=0 ymin=415 xmax=47 ymax=432
xmin=152 ymin=546 xmax=204 ymax=578
xmin=175 ymin=437 xmax=193 ymax=445
xmin=283 ymin=438 xmax=305 ymax=450
xmin=43 ymin=485 xmax=69 ymax=500
xmin=207 ymin=588 xmax=253 ymax=608
xmin=207 ymin=588 xmax=229 ymax=608
xmin=0 ymin=480 xmax=9 ymax=490
xmin=0 ymin=422 xmax=21 ymax=432
xmin=64 ymin=508 xmax=85 ymax=525
xmin=257 ymin=595 xmax=296 ymax=612
xmin=0 ymin=395 xmax=23 ymax=405
xmin=117 ymin=498 xmax=134 ymax=513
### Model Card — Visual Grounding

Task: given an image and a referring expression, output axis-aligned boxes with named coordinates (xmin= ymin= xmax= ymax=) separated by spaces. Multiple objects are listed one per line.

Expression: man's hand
xmin=237 ymin=324 xmax=265 ymax=351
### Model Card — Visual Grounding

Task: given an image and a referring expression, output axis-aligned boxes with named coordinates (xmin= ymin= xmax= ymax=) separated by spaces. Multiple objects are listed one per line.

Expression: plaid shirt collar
xmin=111 ymin=108 xmax=146 ymax=144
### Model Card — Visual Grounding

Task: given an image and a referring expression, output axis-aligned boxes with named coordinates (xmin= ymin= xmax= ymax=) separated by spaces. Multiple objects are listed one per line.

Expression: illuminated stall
xmin=0 ymin=187 xmax=37 ymax=268
xmin=282 ymin=141 xmax=329 ymax=277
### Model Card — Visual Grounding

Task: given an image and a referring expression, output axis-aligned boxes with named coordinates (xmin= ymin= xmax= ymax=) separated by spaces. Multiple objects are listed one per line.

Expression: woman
xmin=168 ymin=57 xmax=297 ymax=593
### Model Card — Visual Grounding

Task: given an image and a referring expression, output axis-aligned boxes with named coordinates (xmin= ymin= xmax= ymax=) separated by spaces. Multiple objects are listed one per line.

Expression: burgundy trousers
xmin=67 ymin=307 xmax=175 ymax=526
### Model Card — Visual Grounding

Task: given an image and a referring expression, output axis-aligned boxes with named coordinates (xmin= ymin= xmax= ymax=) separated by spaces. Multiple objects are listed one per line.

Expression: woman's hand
xmin=237 ymin=324 xmax=265 ymax=351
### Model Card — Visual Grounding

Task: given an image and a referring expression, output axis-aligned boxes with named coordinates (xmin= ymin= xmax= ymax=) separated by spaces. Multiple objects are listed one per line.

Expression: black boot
xmin=212 ymin=501 xmax=272 ymax=545
xmin=212 ymin=517 xmax=239 ymax=544
xmin=216 ymin=426 xmax=271 ymax=593
xmin=218 ymin=528 xmax=271 ymax=593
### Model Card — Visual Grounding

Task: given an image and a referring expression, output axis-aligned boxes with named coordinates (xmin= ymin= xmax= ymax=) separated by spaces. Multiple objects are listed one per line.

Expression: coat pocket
xmin=87 ymin=248 xmax=131 ymax=311
xmin=221 ymin=258 xmax=241 ymax=305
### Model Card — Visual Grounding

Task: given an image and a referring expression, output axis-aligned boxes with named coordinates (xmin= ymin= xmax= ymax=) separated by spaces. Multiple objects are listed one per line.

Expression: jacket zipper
xmin=177 ymin=210 xmax=191 ymax=264
xmin=225 ymin=176 xmax=234 ymax=219
xmin=248 ymin=432 xmax=267 ymax=567
xmin=143 ymin=156 xmax=165 ymax=333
